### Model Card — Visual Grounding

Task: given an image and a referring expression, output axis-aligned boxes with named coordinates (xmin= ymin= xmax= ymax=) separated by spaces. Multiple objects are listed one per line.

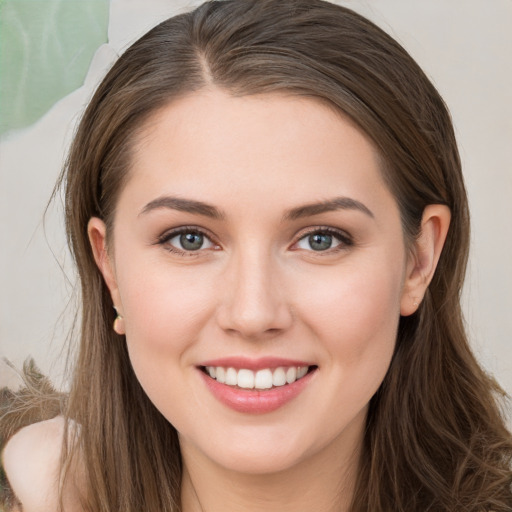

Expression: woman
xmin=1 ymin=0 xmax=511 ymax=510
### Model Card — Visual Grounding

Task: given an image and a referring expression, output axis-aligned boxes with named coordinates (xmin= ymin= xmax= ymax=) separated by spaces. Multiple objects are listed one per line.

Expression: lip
xmin=198 ymin=356 xmax=314 ymax=371
xmin=197 ymin=360 xmax=317 ymax=414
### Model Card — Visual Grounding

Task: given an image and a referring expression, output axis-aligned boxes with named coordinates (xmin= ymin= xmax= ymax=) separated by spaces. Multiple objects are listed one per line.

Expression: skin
xmin=3 ymin=88 xmax=450 ymax=511
xmin=2 ymin=416 xmax=84 ymax=512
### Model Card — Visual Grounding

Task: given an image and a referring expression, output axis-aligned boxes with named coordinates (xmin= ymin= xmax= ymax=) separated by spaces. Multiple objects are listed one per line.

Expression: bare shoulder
xmin=2 ymin=416 xmax=71 ymax=511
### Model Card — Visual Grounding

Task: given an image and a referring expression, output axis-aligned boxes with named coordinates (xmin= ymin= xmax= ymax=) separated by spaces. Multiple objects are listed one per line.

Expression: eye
xmin=158 ymin=228 xmax=217 ymax=254
xmin=294 ymin=228 xmax=351 ymax=252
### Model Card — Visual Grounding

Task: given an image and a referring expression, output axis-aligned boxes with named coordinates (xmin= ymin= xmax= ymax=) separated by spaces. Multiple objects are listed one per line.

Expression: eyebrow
xmin=283 ymin=197 xmax=374 ymax=221
xmin=139 ymin=196 xmax=225 ymax=219
xmin=139 ymin=195 xmax=374 ymax=221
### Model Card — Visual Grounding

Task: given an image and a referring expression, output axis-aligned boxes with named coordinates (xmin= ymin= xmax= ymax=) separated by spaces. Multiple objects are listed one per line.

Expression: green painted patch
xmin=0 ymin=0 xmax=109 ymax=136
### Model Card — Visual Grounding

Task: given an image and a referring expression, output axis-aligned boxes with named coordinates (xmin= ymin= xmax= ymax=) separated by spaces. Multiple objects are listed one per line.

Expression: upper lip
xmin=198 ymin=356 xmax=315 ymax=372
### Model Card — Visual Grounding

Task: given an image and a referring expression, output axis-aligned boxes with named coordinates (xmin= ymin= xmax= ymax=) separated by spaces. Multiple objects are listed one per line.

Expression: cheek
xmin=303 ymin=255 xmax=402 ymax=326
xmin=115 ymin=263 xmax=218 ymax=424
xmin=115 ymin=259 xmax=216 ymax=381
xmin=297 ymin=254 xmax=404 ymax=373
xmin=290 ymin=257 xmax=403 ymax=441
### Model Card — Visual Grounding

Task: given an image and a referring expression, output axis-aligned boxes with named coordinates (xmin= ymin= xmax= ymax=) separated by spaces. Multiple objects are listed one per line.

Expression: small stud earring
xmin=113 ymin=306 xmax=125 ymax=335
xmin=413 ymin=297 xmax=420 ymax=307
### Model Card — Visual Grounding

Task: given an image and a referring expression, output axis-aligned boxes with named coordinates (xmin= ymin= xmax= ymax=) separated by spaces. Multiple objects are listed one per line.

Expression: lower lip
xmin=199 ymin=368 xmax=316 ymax=414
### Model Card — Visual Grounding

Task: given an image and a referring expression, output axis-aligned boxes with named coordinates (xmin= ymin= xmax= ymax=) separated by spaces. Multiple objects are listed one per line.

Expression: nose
xmin=216 ymin=247 xmax=293 ymax=340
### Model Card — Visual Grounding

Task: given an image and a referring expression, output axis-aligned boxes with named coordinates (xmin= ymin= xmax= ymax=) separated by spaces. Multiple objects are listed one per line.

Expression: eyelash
xmin=294 ymin=226 xmax=353 ymax=254
xmin=156 ymin=226 xmax=219 ymax=256
xmin=156 ymin=225 xmax=353 ymax=256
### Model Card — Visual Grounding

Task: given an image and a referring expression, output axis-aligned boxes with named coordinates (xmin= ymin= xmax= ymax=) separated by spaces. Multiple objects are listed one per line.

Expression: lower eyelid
xmin=171 ymin=231 xmax=215 ymax=253
xmin=156 ymin=228 xmax=222 ymax=255
xmin=155 ymin=227 xmax=352 ymax=253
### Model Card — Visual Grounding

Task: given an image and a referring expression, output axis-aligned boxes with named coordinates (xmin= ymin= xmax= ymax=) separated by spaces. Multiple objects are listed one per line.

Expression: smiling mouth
xmin=200 ymin=365 xmax=318 ymax=391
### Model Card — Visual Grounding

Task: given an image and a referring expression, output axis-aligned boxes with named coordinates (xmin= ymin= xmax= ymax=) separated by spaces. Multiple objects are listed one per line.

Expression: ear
xmin=400 ymin=204 xmax=451 ymax=316
xmin=88 ymin=217 xmax=124 ymax=332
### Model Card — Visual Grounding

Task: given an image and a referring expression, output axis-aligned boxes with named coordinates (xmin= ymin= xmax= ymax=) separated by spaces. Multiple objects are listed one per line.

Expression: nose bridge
xmin=218 ymin=242 xmax=291 ymax=337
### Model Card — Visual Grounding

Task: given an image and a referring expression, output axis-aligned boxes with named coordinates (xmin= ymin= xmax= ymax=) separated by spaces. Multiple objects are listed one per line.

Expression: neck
xmin=180 ymin=413 xmax=365 ymax=512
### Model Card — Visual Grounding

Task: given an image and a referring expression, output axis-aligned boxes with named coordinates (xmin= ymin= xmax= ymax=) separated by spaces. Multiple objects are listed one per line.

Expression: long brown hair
xmin=57 ymin=0 xmax=512 ymax=510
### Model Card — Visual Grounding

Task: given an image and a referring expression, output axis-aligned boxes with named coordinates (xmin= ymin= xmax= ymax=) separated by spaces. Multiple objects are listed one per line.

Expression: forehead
xmin=122 ymin=88 xmax=396 ymax=222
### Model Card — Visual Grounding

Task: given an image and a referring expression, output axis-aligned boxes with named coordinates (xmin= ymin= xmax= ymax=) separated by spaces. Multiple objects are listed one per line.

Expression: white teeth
xmin=216 ymin=367 xmax=226 ymax=384
xmin=225 ymin=367 xmax=238 ymax=386
xmin=237 ymin=369 xmax=255 ymax=389
xmin=205 ymin=365 xmax=311 ymax=389
xmin=297 ymin=366 xmax=308 ymax=379
xmin=272 ymin=367 xmax=287 ymax=387
xmin=286 ymin=367 xmax=297 ymax=384
xmin=254 ymin=369 xmax=273 ymax=389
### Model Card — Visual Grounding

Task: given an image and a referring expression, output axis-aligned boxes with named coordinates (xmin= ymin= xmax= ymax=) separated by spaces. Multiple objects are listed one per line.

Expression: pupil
xmin=309 ymin=233 xmax=332 ymax=251
xmin=180 ymin=233 xmax=203 ymax=250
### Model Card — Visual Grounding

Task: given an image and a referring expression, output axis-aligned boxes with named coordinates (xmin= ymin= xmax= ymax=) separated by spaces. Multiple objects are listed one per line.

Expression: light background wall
xmin=1 ymin=1 xmax=511 ymax=414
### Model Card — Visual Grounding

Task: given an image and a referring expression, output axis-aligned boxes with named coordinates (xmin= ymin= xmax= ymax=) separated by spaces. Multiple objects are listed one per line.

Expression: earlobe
xmin=400 ymin=204 xmax=451 ymax=316
xmin=87 ymin=217 xmax=123 ymax=318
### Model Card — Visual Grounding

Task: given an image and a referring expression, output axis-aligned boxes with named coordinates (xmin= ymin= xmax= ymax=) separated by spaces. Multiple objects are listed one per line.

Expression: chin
xmin=213 ymin=444 xmax=309 ymax=475
xmin=185 ymin=422 xmax=328 ymax=476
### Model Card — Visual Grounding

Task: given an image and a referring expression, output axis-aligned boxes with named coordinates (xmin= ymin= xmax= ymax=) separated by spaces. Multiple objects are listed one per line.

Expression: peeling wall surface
xmin=1 ymin=1 xmax=511 ymax=410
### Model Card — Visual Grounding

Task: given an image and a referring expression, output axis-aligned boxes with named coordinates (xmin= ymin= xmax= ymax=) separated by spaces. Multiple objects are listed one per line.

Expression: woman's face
xmin=92 ymin=89 xmax=414 ymax=475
